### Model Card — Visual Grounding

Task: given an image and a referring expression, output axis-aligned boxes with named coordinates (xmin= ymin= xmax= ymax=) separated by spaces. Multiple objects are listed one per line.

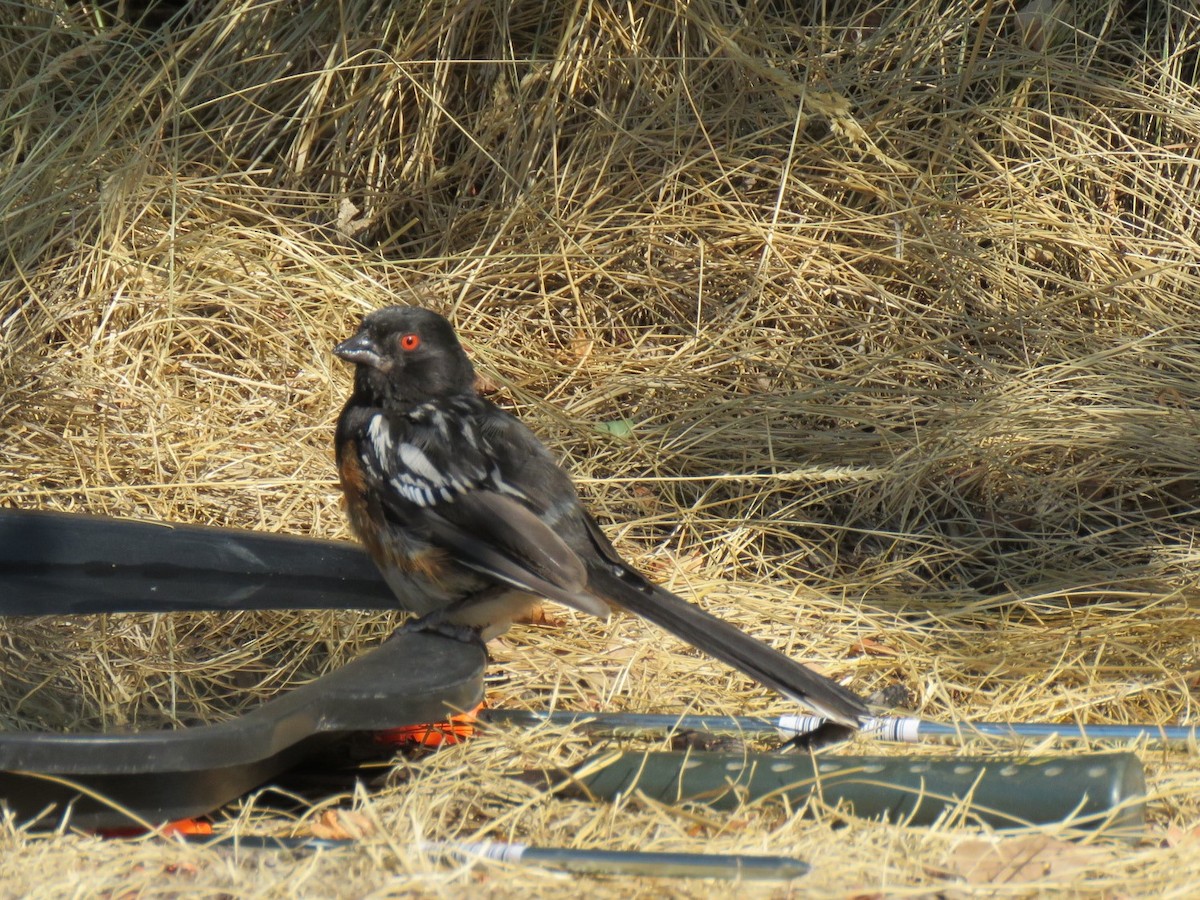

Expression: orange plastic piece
xmin=98 ymin=817 xmax=214 ymax=838
xmin=375 ymin=702 xmax=485 ymax=747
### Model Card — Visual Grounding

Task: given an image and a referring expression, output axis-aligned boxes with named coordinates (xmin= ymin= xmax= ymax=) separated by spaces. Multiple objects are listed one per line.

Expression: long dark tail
xmin=586 ymin=563 xmax=868 ymax=728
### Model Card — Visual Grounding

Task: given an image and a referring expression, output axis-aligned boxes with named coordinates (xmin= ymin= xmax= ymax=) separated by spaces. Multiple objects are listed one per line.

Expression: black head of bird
xmin=334 ymin=306 xmax=475 ymax=406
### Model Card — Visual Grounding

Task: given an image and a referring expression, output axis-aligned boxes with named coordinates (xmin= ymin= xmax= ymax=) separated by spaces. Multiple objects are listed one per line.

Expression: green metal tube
xmin=571 ymin=750 xmax=1145 ymax=835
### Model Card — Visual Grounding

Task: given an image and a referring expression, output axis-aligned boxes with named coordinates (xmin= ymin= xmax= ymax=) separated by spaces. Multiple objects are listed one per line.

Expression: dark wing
xmin=354 ymin=399 xmax=610 ymax=617
xmin=471 ymin=409 xmax=868 ymax=727
xmin=475 ymin=404 xmax=632 ymax=575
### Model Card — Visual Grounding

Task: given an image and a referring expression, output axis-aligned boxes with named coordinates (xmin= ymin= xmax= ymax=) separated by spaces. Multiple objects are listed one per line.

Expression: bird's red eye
xmin=399 ymin=333 xmax=421 ymax=351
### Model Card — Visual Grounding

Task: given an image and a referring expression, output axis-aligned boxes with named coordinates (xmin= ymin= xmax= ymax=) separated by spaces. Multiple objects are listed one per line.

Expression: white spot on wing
xmin=489 ymin=465 xmax=530 ymax=500
xmin=367 ymin=414 xmax=392 ymax=459
xmin=431 ymin=407 xmax=451 ymax=440
xmin=398 ymin=443 xmax=445 ymax=485
xmin=460 ymin=420 xmax=480 ymax=449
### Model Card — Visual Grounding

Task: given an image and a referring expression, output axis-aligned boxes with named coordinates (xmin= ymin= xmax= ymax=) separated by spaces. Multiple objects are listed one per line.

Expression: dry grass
xmin=4 ymin=0 xmax=1200 ymax=894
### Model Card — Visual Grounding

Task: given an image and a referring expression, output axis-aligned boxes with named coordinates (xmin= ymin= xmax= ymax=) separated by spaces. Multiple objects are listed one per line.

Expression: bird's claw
xmin=398 ymin=612 xmax=488 ymax=649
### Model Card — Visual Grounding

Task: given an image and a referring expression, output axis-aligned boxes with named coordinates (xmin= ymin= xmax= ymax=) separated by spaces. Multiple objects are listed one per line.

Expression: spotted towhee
xmin=334 ymin=306 xmax=868 ymax=727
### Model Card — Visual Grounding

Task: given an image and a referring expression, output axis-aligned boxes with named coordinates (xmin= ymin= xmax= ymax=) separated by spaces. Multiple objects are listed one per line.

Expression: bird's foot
xmin=398 ymin=611 xmax=488 ymax=649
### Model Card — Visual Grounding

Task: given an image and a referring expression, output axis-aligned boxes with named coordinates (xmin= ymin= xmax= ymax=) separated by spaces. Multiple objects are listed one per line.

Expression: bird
xmin=333 ymin=305 xmax=868 ymax=728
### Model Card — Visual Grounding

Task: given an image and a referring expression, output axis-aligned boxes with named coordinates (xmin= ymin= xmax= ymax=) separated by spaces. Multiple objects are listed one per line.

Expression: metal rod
xmin=484 ymin=709 xmax=779 ymax=737
xmin=186 ymin=834 xmax=809 ymax=879
xmin=851 ymin=717 xmax=1200 ymax=746
xmin=483 ymin=709 xmax=1199 ymax=747
xmin=421 ymin=841 xmax=810 ymax=880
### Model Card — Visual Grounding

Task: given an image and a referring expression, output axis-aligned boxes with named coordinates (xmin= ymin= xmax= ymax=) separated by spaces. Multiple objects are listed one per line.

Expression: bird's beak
xmin=334 ymin=331 xmax=388 ymax=370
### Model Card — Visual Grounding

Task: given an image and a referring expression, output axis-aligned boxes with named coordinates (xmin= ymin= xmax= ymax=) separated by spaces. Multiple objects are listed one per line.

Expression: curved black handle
xmin=0 ymin=509 xmax=396 ymax=615
xmin=0 ymin=509 xmax=486 ymax=829
xmin=0 ymin=629 xmax=485 ymax=828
